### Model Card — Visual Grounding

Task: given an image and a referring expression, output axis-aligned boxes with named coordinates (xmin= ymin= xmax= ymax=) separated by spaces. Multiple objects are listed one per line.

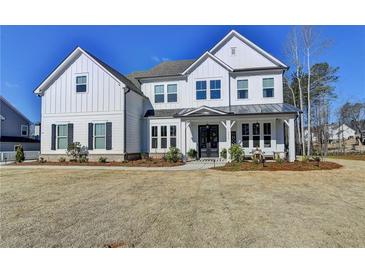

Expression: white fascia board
xmin=210 ymin=30 xmax=288 ymax=68
xmin=33 ymin=47 xmax=123 ymax=95
xmin=181 ymin=52 xmax=233 ymax=75
xmin=183 ymin=105 xmax=228 ymax=116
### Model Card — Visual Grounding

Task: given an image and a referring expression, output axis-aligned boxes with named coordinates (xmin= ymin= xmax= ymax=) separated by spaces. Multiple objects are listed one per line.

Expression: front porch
xmin=178 ymin=106 xmax=297 ymax=162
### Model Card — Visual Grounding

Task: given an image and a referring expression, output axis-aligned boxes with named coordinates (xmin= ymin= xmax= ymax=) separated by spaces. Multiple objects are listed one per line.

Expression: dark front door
xmin=198 ymin=125 xmax=219 ymax=158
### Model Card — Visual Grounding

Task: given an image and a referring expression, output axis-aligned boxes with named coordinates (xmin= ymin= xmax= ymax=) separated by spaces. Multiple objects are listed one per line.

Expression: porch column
xmin=226 ymin=120 xmax=231 ymax=161
xmin=288 ymin=117 xmax=296 ymax=162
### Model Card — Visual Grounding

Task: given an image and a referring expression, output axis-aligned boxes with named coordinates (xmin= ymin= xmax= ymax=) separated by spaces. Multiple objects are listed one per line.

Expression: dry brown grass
xmin=213 ymin=161 xmax=342 ymax=171
xmin=1 ymin=159 xmax=364 ymax=247
xmin=327 ymin=154 xmax=365 ymax=161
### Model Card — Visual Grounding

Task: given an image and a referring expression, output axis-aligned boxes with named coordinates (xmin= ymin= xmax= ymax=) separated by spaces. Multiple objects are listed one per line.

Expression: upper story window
xmin=21 ymin=125 xmax=28 ymax=136
xmin=237 ymin=80 xmax=248 ymax=99
xmin=231 ymin=47 xmax=236 ymax=56
xmin=263 ymin=78 xmax=274 ymax=98
xmin=167 ymin=84 xmax=177 ymax=102
xmin=154 ymin=85 xmax=164 ymax=103
xmin=57 ymin=124 xmax=68 ymax=150
xmin=94 ymin=123 xmax=106 ymax=149
xmin=210 ymin=80 xmax=221 ymax=99
xmin=196 ymin=81 xmax=207 ymax=100
xmin=76 ymin=75 xmax=87 ymax=92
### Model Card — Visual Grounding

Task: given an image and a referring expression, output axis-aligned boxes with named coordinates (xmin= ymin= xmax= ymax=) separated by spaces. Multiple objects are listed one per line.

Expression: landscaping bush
xmin=58 ymin=157 xmax=66 ymax=162
xmin=187 ymin=148 xmax=197 ymax=160
xmin=165 ymin=147 xmax=181 ymax=163
xmin=39 ymin=157 xmax=47 ymax=163
xmin=275 ymin=154 xmax=284 ymax=164
xmin=67 ymin=142 xmax=88 ymax=162
xmin=98 ymin=157 xmax=108 ymax=163
xmin=220 ymin=148 xmax=227 ymax=159
xmin=228 ymin=144 xmax=244 ymax=162
xmin=15 ymin=145 xmax=25 ymax=163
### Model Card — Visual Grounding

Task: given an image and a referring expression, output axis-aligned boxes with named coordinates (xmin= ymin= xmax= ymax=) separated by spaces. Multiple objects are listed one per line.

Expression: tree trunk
xmin=306 ymin=49 xmax=311 ymax=156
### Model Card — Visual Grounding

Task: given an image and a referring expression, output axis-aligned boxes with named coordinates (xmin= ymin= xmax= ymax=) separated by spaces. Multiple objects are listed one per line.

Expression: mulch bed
xmin=213 ymin=161 xmax=342 ymax=171
xmin=14 ymin=158 xmax=184 ymax=167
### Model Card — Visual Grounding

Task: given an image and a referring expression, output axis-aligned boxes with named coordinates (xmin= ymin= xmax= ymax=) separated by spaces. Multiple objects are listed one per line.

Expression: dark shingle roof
xmin=145 ymin=103 xmax=301 ymax=118
xmin=0 ymin=136 xmax=40 ymax=143
xmin=84 ymin=50 xmax=144 ymax=96
xmin=133 ymin=60 xmax=195 ymax=79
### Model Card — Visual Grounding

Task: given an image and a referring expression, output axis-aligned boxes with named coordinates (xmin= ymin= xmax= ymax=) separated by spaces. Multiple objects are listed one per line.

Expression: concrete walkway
xmin=0 ymin=159 xmax=227 ymax=171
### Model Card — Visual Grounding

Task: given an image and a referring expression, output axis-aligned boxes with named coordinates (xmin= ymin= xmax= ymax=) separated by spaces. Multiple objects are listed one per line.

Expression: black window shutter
xmin=68 ymin=123 xmax=74 ymax=146
xmin=51 ymin=124 xmax=56 ymax=150
xmin=88 ymin=123 xmax=94 ymax=150
xmin=106 ymin=122 xmax=112 ymax=150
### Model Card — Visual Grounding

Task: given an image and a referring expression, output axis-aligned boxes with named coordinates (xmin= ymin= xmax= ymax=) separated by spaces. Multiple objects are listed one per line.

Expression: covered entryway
xmin=198 ymin=124 xmax=219 ymax=158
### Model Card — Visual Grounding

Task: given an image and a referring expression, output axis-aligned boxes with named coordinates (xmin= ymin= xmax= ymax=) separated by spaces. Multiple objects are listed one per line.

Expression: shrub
xmin=15 ymin=145 xmax=25 ymax=163
xmin=79 ymin=155 xmax=88 ymax=163
xmin=165 ymin=147 xmax=181 ymax=163
xmin=140 ymin=152 xmax=149 ymax=159
xmin=301 ymin=155 xmax=309 ymax=162
xmin=220 ymin=148 xmax=227 ymax=159
xmin=275 ymin=154 xmax=284 ymax=164
xmin=228 ymin=144 xmax=244 ymax=162
xmin=98 ymin=157 xmax=108 ymax=163
xmin=39 ymin=157 xmax=47 ymax=163
xmin=58 ymin=157 xmax=66 ymax=162
xmin=66 ymin=142 xmax=88 ymax=162
xmin=187 ymin=148 xmax=197 ymax=159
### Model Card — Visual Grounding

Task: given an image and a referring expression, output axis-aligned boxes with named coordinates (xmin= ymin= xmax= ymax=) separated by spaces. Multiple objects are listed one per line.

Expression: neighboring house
xmin=0 ymin=96 xmax=40 ymax=151
xmin=328 ymin=124 xmax=356 ymax=142
xmin=34 ymin=30 xmax=300 ymax=162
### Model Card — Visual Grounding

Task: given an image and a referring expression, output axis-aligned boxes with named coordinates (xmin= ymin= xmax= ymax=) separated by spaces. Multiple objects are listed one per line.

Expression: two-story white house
xmin=34 ymin=30 xmax=300 ymax=162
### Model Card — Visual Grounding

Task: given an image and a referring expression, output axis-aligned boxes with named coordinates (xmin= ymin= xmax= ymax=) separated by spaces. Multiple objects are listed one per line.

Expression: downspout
xmin=124 ymin=87 xmax=131 ymax=160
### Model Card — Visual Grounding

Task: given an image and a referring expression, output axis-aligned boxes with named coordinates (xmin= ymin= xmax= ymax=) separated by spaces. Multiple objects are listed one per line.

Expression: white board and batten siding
xmin=40 ymin=52 xmax=125 ymax=155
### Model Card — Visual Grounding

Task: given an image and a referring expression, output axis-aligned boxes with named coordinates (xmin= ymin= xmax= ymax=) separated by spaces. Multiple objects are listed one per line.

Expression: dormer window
xmin=231 ymin=47 xmax=236 ymax=56
xmin=76 ymin=75 xmax=87 ymax=92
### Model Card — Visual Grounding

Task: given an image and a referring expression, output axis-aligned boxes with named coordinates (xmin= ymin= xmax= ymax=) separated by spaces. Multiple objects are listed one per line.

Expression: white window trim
xmin=21 ymin=124 xmax=28 ymax=136
xmin=209 ymin=79 xmax=222 ymax=100
xmin=263 ymin=122 xmax=272 ymax=148
xmin=195 ymin=80 xmax=207 ymax=100
xmin=195 ymin=79 xmax=223 ymax=101
xmin=94 ymin=122 xmax=106 ymax=150
xmin=237 ymin=79 xmax=249 ymax=100
xmin=56 ymin=124 xmax=68 ymax=150
xmin=154 ymin=84 xmax=165 ymax=103
xmin=241 ymin=123 xmax=250 ymax=148
xmin=75 ymin=73 xmax=88 ymax=93
xmin=167 ymin=84 xmax=178 ymax=103
xmin=151 ymin=126 xmax=158 ymax=150
xmin=263 ymin=77 xmax=275 ymax=98
xmin=150 ymin=124 xmax=179 ymax=152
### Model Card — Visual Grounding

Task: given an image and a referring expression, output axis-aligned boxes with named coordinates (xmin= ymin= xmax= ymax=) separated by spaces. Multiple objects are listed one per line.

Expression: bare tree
xmin=302 ymin=26 xmax=331 ymax=156
xmin=284 ymin=27 xmax=305 ymax=156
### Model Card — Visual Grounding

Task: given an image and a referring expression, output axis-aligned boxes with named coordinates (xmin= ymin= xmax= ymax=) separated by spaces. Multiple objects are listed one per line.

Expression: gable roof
xmin=181 ymin=52 xmax=233 ymax=75
xmin=33 ymin=47 xmax=144 ymax=97
xmin=0 ymin=96 xmax=31 ymax=123
xmin=210 ymin=30 xmax=288 ymax=69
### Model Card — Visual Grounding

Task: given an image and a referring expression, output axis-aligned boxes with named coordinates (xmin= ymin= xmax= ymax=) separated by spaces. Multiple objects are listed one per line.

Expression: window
xmin=252 ymin=123 xmax=260 ymax=148
xmin=170 ymin=125 xmax=177 ymax=148
xmin=241 ymin=123 xmax=249 ymax=148
xmin=237 ymin=80 xmax=248 ymax=99
xmin=21 ymin=125 xmax=28 ymax=136
xmin=154 ymin=85 xmax=164 ymax=103
xmin=57 ymin=124 xmax=68 ymax=150
xmin=167 ymin=84 xmax=177 ymax=102
xmin=151 ymin=126 xmax=158 ymax=149
xmin=231 ymin=47 xmax=236 ymax=56
xmin=263 ymin=78 xmax=274 ymax=98
xmin=210 ymin=80 xmax=221 ymax=99
xmin=94 ymin=123 xmax=106 ymax=149
xmin=76 ymin=75 xmax=87 ymax=92
xmin=161 ymin=126 xmax=167 ymax=149
xmin=196 ymin=81 xmax=207 ymax=100
xmin=263 ymin=123 xmax=271 ymax=148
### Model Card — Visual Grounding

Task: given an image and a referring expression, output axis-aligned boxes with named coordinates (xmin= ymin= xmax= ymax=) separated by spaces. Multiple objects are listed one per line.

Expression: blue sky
xmin=1 ymin=25 xmax=364 ymax=122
